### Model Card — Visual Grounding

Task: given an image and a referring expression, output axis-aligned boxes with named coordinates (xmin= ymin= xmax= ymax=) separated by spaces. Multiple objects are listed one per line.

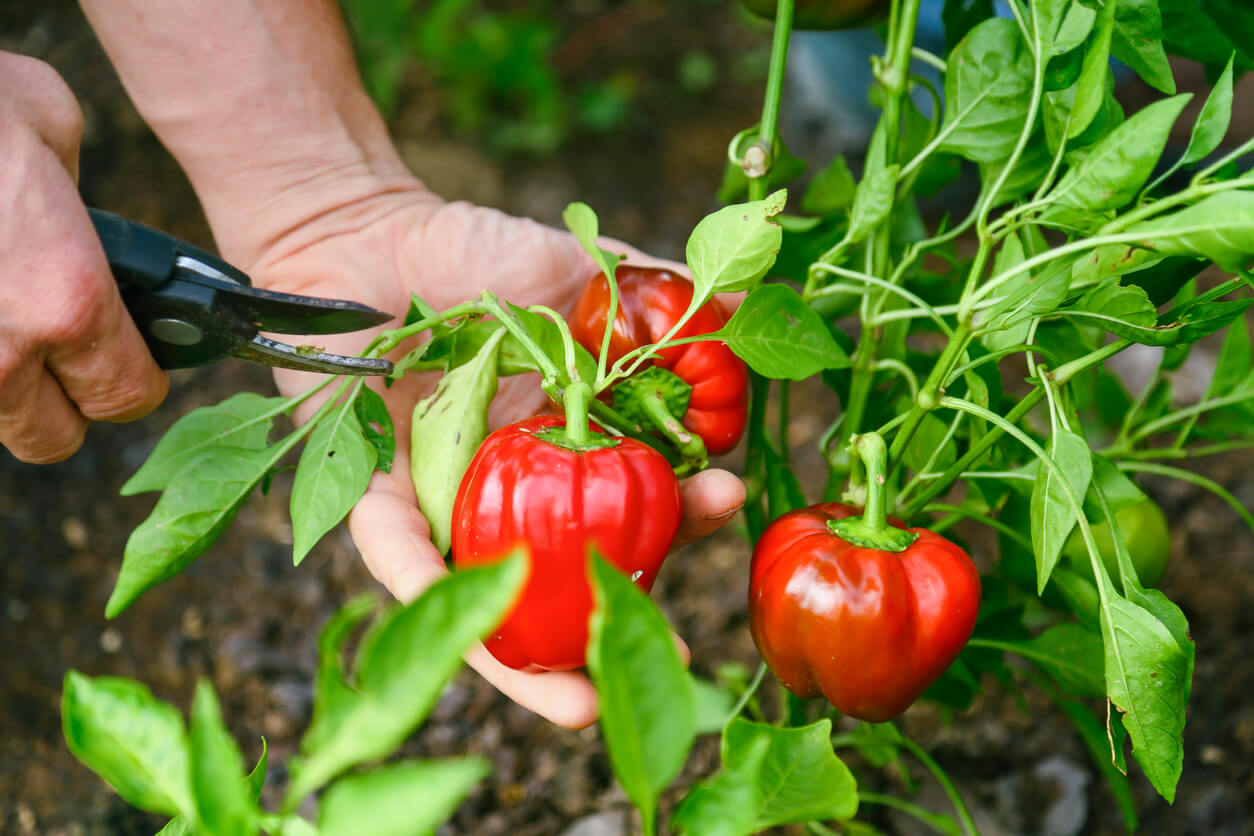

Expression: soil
xmin=3 ymin=3 xmax=1254 ymax=835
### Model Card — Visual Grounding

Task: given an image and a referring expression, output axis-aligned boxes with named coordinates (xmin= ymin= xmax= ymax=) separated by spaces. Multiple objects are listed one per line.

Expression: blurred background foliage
xmin=340 ymin=0 xmax=770 ymax=155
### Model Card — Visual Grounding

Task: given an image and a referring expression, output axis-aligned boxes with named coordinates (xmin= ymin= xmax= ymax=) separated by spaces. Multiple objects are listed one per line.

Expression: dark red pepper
xmin=569 ymin=265 xmax=749 ymax=456
xmin=451 ymin=415 xmax=682 ymax=671
xmin=748 ymin=443 xmax=981 ymax=722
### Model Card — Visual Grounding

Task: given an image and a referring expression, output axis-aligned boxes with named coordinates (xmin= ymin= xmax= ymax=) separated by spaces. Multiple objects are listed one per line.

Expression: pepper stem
xmin=635 ymin=387 xmax=709 ymax=472
xmin=563 ymin=380 xmax=593 ymax=446
xmin=828 ymin=432 xmax=919 ymax=553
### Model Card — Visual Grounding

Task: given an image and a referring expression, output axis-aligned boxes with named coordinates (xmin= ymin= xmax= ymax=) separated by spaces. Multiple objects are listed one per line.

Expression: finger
xmin=0 ymin=359 xmax=87 ymax=463
xmin=464 ymin=645 xmax=600 ymax=730
xmin=674 ymin=468 xmax=747 ymax=548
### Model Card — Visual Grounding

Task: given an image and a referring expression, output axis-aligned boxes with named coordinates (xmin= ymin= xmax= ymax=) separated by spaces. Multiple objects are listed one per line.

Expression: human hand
xmin=0 ymin=52 xmax=167 ymax=463
xmin=221 ymin=185 xmax=745 ymax=728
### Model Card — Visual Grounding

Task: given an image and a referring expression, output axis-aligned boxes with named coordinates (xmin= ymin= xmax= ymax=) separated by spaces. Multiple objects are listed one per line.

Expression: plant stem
xmin=854 ymin=433 xmax=891 ymax=530
xmin=743 ymin=373 xmax=772 ymax=540
xmin=1118 ymin=460 xmax=1254 ymax=537
xmin=563 ymin=380 xmax=593 ymax=446
xmin=887 ymin=323 xmax=973 ymax=471
xmin=748 ymin=0 xmax=794 ymax=202
xmin=725 ymin=662 xmax=769 ymax=725
xmin=478 ymin=292 xmax=564 ymax=387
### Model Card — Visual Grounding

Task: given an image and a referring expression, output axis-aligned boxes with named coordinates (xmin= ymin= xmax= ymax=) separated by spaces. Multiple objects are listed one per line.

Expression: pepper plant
xmin=65 ymin=0 xmax=1254 ymax=832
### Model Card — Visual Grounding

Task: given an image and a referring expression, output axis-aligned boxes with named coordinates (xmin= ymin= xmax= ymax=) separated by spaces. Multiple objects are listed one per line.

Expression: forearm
xmin=78 ymin=0 xmax=427 ymax=262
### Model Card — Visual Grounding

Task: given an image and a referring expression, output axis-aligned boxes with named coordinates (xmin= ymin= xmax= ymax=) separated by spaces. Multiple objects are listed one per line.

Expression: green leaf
xmin=1068 ymin=281 xmax=1158 ymax=341
xmin=1102 ymin=594 xmax=1190 ymax=801
xmin=1053 ymin=2 xmax=1098 ymax=54
xmin=1016 ymin=623 xmax=1106 ymax=697
xmin=800 ymin=155 xmax=856 ymax=216
xmin=507 ymin=304 xmax=598 ymax=385
xmin=1033 ymin=0 xmax=1070 ymax=47
xmin=563 ymin=201 xmax=622 ymax=288
xmin=686 ymin=191 xmax=786 ymax=297
xmin=155 ymin=817 xmax=193 ymax=836
xmin=715 ymin=284 xmax=849 ymax=380
xmin=1031 ymin=427 xmax=1093 ymax=592
xmin=245 ymin=741 xmax=268 ymax=801
xmin=1070 ymin=244 xmax=1160 ymax=288
xmin=1112 ymin=0 xmax=1177 ymax=95
xmin=846 ymin=164 xmax=900 ymax=246
xmin=979 ymin=252 xmax=1076 ymax=337
xmin=1042 ymin=94 xmax=1191 ymax=229
xmin=291 ymin=401 xmax=377 ymax=565
xmin=353 ymin=386 xmax=395 ymax=475
xmin=1207 ymin=317 xmax=1254 ymax=401
xmin=285 ymin=554 xmax=526 ymax=807
xmin=61 ymin=671 xmax=193 ymax=818
xmin=587 ymin=552 xmax=697 ymax=827
xmin=258 ymin=815 xmax=318 ymax=836
xmin=303 ymin=594 xmax=379 ymax=756
xmin=1067 ymin=0 xmax=1116 ymax=140
xmin=1084 ymin=454 xmax=1147 ymax=521
xmin=1159 ymin=0 xmax=1254 ymax=75
xmin=122 ymin=394 xmax=286 ymax=495
xmin=692 ymin=675 xmax=737 ymax=736
xmin=903 ymin=412 xmax=957 ymax=476
xmin=409 ymin=329 xmax=503 ymax=555
xmin=189 ymin=680 xmax=255 ymax=835
xmin=671 ymin=719 xmax=858 ymax=836
xmin=319 ymin=758 xmax=489 ymax=836
xmin=1180 ymin=53 xmax=1235 ymax=167
xmin=1127 ymin=191 xmax=1254 ymax=271
xmin=109 ymin=445 xmax=285 ymax=617
xmin=939 ymin=18 xmax=1034 ymax=163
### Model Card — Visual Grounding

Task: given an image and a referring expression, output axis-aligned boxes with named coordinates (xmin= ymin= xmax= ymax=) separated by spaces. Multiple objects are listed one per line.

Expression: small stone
xmin=16 ymin=803 xmax=36 ymax=832
xmin=62 ymin=516 xmax=88 ymax=550
xmin=560 ymin=811 xmax=627 ymax=836
xmin=1200 ymin=744 xmax=1227 ymax=766
xmin=99 ymin=628 xmax=123 ymax=654
xmin=181 ymin=607 xmax=205 ymax=639
xmin=7 ymin=599 xmax=29 ymax=621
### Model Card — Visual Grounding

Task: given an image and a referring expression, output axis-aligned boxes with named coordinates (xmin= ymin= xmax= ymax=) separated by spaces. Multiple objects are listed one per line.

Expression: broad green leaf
xmin=1068 ymin=0 xmax=1116 ymax=140
xmin=507 ymin=303 xmax=598 ymax=385
xmin=245 ymin=741 xmax=268 ymax=801
xmin=1127 ymin=191 xmax=1254 ymax=271
xmin=1102 ymin=594 xmax=1189 ymax=801
xmin=903 ymin=412 xmax=957 ymax=476
xmin=1033 ymin=0 xmax=1070 ymax=47
xmin=692 ymin=675 xmax=737 ymax=736
xmin=1206 ymin=318 xmax=1254 ymax=405
xmin=672 ymin=719 xmax=858 ymax=836
xmin=155 ymin=817 xmax=193 ymax=836
xmin=304 ymin=594 xmax=379 ymax=755
xmin=284 ymin=555 xmax=526 ymax=807
xmin=1112 ymin=0 xmax=1176 ymax=94
xmin=1042 ymin=94 xmax=1191 ymax=229
xmin=258 ymin=815 xmax=318 ymax=836
xmin=1159 ymin=299 xmax=1252 ymax=345
xmin=1031 ymin=428 xmax=1093 ymax=592
xmin=353 ymin=386 xmax=395 ymax=474
xmin=319 ymin=758 xmax=489 ymax=836
xmin=62 ymin=672 xmax=193 ymax=818
xmin=563 ymin=201 xmax=622 ymax=288
xmin=1057 ymin=700 xmax=1139 ymax=832
xmin=1070 ymin=244 xmax=1160 ymax=289
xmin=109 ymin=445 xmax=284 ymax=617
xmin=1084 ymin=454 xmax=1147 ymax=521
xmin=159 ymin=741 xmax=268 ymax=836
xmin=978 ymin=231 xmax=1029 ymax=351
xmin=981 ymin=134 xmax=1053 ymax=208
xmin=292 ymin=402 xmax=377 ymax=565
xmin=715 ymin=284 xmax=850 ymax=380
xmin=1180 ymin=54 xmax=1235 ymax=167
xmin=941 ymin=0 xmax=995 ymax=54
xmin=846 ymin=164 xmax=900 ymax=246
xmin=800 ymin=155 xmax=856 ymax=216
xmin=980 ymin=253 xmax=1077 ymax=338
xmin=1053 ymin=2 xmax=1098 ymax=54
xmin=588 ymin=552 xmax=697 ymax=827
xmin=1067 ymin=281 xmax=1158 ymax=342
xmin=1159 ymin=0 xmax=1254 ymax=74
xmin=939 ymin=18 xmax=1035 ymax=163
xmin=1013 ymin=623 xmax=1106 ymax=697
xmin=122 ymin=394 xmax=286 ymax=495
xmin=410 ymin=329 xmax=503 ymax=554
xmin=189 ymin=680 xmax=255 ymax=835
xmin=686 ymin=191 xmax=786 ymax=297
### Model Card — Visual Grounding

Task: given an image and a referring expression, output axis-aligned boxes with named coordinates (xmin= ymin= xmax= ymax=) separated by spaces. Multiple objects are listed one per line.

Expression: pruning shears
xmin=90 ymin=208 xmax=394 ymax=375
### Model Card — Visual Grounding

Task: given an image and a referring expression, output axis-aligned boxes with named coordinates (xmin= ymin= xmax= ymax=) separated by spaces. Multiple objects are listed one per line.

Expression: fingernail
xmin=703 ymin=505 xmax=744 ymax=522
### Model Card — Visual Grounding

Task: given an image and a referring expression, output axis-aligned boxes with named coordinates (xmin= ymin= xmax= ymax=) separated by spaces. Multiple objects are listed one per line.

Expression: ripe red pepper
xmin=451 ymin=415 xmax=682 ymax=671
xmin=741 ymin=0 xmax=891 ymax=30
xmin=569 ymin=265 xmax=749 ymax=456
xmin=749 ymin=501 xmax=981 ymax=722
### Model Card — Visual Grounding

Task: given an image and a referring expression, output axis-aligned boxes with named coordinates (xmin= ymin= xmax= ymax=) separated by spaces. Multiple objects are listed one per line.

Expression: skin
xmin=4 ymin=0 xmax=746 ymax=728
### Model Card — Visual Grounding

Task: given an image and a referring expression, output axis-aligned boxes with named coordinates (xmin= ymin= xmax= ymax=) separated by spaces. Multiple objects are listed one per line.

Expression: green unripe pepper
xmin=1062 ymin=499 xmax=1171 ymax=589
